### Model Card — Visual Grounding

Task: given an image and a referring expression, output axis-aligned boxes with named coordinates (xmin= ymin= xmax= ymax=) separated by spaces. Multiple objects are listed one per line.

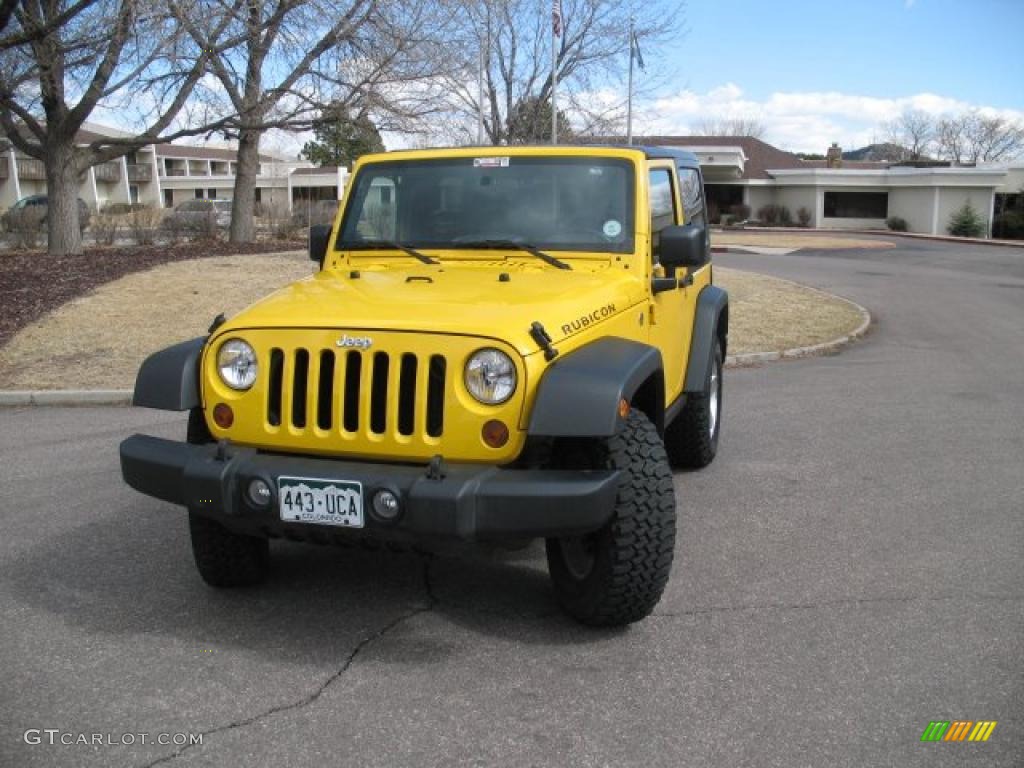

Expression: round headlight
xmin=217 ymin=339 xmax=258 ymax=390
xmin=465 ymin=348 xmax=516 ymax=405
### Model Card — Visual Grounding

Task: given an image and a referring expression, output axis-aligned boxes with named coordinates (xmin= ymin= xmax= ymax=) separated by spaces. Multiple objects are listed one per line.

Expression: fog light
xmin=372 ymin=489 xmax=401 ymax=521
xmin=247 ymin=478 xmax=272 ymax=507
xmin=213 ymin=403 xmax=234 ymax=429
xmin=482 ymin=419 xmax=509 ymax=448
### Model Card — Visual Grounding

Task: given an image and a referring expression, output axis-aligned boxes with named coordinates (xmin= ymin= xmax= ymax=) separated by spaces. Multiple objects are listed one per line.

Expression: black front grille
xmin=265 ymin=347 xmax=447 ymax=438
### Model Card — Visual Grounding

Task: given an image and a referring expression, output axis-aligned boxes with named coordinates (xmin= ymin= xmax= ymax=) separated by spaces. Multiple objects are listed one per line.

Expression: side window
xmin=678 ymin=167 xmax=706 ymax=226
xmin=648 ymin=168 xmax=677 ymax=262
xmin=353 ymin=178 xmax=397 ymax=240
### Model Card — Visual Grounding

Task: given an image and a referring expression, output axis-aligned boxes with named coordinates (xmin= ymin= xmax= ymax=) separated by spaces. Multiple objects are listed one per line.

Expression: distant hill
xmin=842 ymin=143 xmax=908 ymax=162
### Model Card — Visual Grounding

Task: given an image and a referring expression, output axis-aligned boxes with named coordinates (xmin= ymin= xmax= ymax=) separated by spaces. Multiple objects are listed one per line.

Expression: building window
xmin=208 ymin=188 xmax=218 ymax=199
xmin=254 ymin=188 xmax=262 ymax=203
xmin=129 ymin=185 xmax=139 ymax=203
xmin=163 ymin=189 xmax=173 ymax=208
xmin=824 ymin=191 xmax=888 ymax=219
xmin=194 ymin=189 xmax=204 ymax=199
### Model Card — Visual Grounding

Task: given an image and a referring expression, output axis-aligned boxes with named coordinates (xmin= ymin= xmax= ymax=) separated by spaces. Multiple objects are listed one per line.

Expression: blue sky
xmin=635 ymin=0 xmax=1024 ymax=152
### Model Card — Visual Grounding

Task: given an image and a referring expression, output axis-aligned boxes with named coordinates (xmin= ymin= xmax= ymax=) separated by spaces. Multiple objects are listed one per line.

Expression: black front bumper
xmin=119 ymin=435 xmax=621 ymax=542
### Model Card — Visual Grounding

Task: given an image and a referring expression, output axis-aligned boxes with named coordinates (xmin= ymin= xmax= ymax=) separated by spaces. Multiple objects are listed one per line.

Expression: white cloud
xmin=637 ymin=83 xmax=1024 ymax=153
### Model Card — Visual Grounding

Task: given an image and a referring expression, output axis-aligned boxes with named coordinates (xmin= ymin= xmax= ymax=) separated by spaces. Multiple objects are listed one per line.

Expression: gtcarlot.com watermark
xmin=24 ymin=729 xmax=202 ymax=747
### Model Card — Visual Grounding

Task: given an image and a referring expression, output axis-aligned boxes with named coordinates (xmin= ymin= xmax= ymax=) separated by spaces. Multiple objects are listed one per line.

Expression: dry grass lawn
xmin=0 ymin=256 xmax=865 ymax=389
xmin=0 ymin=252 xmax=310 ymax=389
xmin=716 ymin=267 xmax=865 ymax=355
xmin=713 ymin=231 xmax=893 ymax=250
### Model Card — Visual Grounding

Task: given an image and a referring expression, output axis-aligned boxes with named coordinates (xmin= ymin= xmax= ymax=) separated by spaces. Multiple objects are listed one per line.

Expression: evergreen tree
xmin=947 ymin=201 xmax=986 ymax=238
xmin=506 ymin=97 xmax=573 ymax=145
xmin=301 ymin=104 xmax=385 ymax=168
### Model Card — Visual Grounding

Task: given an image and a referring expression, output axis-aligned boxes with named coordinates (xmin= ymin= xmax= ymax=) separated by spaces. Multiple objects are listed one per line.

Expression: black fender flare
xmin=132 ymin=337 xmax=205 ymax=411
xmin=528 ymin=337 xmax=663 ymax=438
xmin=684 ymin=285 xmax=729 ymax=393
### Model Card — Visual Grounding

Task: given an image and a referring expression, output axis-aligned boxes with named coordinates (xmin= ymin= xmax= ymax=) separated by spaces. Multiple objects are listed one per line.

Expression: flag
xmin=631 ymin=30 xmax=645 ymax=71
xmin=552 ymin=0 xmax=562 ymax=37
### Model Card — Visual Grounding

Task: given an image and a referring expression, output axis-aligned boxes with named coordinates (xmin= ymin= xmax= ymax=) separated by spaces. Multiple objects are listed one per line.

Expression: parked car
xmin=162 ymin=199 xmax=233 ymax=232
xmin=1 ymin=195 xmax=91 ymax=233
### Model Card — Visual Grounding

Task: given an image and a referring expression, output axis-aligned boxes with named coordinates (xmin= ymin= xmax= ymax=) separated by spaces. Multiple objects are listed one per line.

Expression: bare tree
xmin=435 ymin=0 xmax=685 ymax=146
xmin=176 ymin=0 xmax=447 ymax=243
xmin=693 ymin=116 xmax=766 ymax=139
xmin=0 ymin=0 xmax=233 ymax=255
xmin=883 ymin=109 xmax=934 ymax=161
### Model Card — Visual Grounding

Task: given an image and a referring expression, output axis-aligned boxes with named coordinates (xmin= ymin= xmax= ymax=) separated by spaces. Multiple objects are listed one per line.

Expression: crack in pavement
xmin=140 ymin=555 xmax=438 ymax=768
xmin=651 ymin=592 xmax=1024 ymax=619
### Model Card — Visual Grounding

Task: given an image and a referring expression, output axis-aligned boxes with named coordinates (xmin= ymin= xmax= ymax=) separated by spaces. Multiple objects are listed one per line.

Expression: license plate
xmin=277 ymin=476 xmax=364 ymax=528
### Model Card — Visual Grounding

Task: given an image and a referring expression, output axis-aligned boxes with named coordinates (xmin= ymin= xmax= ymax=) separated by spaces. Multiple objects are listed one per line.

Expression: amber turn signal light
xmin=481 ymin=419 xmax=509 ymax=448
xmin=212 ymin=403 xmax=234 ymax=429
xmin=618 ymin=398 xmax=631 ymax=419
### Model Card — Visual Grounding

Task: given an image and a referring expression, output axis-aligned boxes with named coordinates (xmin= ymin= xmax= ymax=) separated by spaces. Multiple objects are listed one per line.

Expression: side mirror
xmin=659 ymin=225 xmax=708 ymax=274
xmin=309 ymin=224 xmax=332 ymax=267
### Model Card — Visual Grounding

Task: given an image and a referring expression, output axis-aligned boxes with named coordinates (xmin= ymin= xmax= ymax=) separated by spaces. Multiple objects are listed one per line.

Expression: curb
xmin=725 ymin=281 xmax=872 ymax=367
xmin=0 ymin=389 xmax=132 ymax=406
xmin=1 ymin=285 xmax=872 ymax=406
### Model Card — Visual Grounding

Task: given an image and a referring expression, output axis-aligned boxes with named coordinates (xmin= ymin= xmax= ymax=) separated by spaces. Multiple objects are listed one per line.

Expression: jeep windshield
xmin=336 ymin=156 xmax=635 ymax=256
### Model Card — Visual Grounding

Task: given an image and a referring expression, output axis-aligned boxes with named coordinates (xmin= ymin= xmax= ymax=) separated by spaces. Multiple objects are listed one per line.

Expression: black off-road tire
xmin=546 ymin=410 xmax=676 ymax=626
xmin=665 ymin=341 xmax=723 ymax=469
xmin=189 ymin=513 xmax=270 ymax=587
xmin=185 ymin=408 xmax=270 ymax=587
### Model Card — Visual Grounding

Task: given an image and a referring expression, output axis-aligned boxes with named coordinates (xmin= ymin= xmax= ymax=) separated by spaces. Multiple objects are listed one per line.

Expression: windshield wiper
xmin=458 ymin=239 xmax=571 ymax=270
xmin=358 ymin=239 xmax=438 ymax=265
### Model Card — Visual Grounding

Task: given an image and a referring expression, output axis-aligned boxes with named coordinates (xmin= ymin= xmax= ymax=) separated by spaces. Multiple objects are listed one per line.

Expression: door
xmin=646 ymin=161 xmax=689 ymax=404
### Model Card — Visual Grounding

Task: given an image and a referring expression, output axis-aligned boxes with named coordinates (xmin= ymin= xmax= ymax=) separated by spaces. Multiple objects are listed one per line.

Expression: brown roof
xmin=586 ymin=135 xmax=890 ymax=179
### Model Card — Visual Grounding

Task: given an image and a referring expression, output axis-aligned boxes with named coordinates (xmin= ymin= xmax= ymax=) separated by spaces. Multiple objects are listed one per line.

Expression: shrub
xmin=128 ymin=208 xmax=163 ymax=245
xmin=797 ymin=206 xmax=812 ymax=227
xmin=5 ymin=206 xmax=47 ymax=249
xmin=102 ymin=202 xmax=148 ymax=215
xmin=992 ymin=211 xmax=1024 ymax=240
xmin=90 ymin=213 xmax=120 ymax=245
xmin=778 ymin=205 xmax=793 ymax=226
xmin=886 ymin=216 xmax=908 ymax=232
xmin=730 ymin=203 xmax=751 ymax=222
xmin=757 ymin=204 xmax=781 ymax=226
xmin=947 ymin=201 xmax=985 ymax=238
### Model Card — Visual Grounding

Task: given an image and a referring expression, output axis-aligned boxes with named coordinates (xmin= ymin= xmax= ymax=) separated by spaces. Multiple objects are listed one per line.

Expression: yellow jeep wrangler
xmin=121 ymin=146 xmax=728 ymax=626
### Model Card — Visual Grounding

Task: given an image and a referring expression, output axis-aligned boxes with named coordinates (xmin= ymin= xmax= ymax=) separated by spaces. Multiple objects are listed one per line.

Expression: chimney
xmin=826 ymin=142 xmax=842 ymax=169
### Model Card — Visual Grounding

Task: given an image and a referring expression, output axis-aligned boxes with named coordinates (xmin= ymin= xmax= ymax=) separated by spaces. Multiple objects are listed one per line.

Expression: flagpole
xmin=551 ymin=6 xmax=558 ymax=144
xmin=627 ymin=16 xmax=634 ymax=146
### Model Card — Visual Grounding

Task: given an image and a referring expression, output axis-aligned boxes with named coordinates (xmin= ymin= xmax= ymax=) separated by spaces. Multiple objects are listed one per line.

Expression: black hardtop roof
xmin=586 ymin=144 xmax=701 ymax=168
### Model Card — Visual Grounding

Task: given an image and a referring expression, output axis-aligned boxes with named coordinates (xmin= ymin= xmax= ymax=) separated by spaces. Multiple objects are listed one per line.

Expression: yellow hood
xmin=223 ymin=261 xmax=646 ymax=356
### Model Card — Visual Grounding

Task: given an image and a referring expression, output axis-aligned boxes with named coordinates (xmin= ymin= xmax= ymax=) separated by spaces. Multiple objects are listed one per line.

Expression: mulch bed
xmin=0 ymin=240 xmax=303 ymax=347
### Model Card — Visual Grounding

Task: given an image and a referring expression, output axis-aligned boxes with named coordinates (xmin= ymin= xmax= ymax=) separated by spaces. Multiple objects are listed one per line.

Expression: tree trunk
xmin=45 ymin=142 xmax=84 ymax=255
xmin=229 ymin=129 xmax=261 ymax=243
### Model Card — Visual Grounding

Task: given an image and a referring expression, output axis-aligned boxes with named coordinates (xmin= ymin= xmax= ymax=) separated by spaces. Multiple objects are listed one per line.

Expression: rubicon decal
xmin=561 ymin=304 xmax=616 ymax=336
xmin=920 ymin=720 xmax=997 ymax=742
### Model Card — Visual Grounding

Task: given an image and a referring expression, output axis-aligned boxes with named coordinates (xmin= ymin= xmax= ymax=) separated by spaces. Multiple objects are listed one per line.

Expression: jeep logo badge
xmin=336 ymin=334 xmax=373 ymax=349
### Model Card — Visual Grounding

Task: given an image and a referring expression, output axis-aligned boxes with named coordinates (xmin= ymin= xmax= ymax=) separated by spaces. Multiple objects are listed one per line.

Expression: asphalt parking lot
xmin=1 ymin=237 xmax=1022 ymax=767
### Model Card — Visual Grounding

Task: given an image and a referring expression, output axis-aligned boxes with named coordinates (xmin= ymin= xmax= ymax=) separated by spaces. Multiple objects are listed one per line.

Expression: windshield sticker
xmin=473 ymin=156 xmax=510 ymax=168
xmin=603 ymin=219 xmax=622 ymax=238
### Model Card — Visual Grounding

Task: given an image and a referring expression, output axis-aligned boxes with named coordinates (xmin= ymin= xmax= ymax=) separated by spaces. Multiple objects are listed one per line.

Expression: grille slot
xmin=291 ymin=349 xmax=309 ymax=428
xmin=264 ymin=345 xmax=446 ymax=442
xmin=343 ymin=351 xmax=362 ymax=432
xmin=317 ymin=350 xmax=335 ymax=430
xmin=267 ymin=349 xmax=284 ymax=426
xmin=369 ymin=352 xmax=389 ymax=434
xmin=398 ymin=353 xmax=417 ymax=436
xmin=426 ymin=355 xmax=446 ymax=438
